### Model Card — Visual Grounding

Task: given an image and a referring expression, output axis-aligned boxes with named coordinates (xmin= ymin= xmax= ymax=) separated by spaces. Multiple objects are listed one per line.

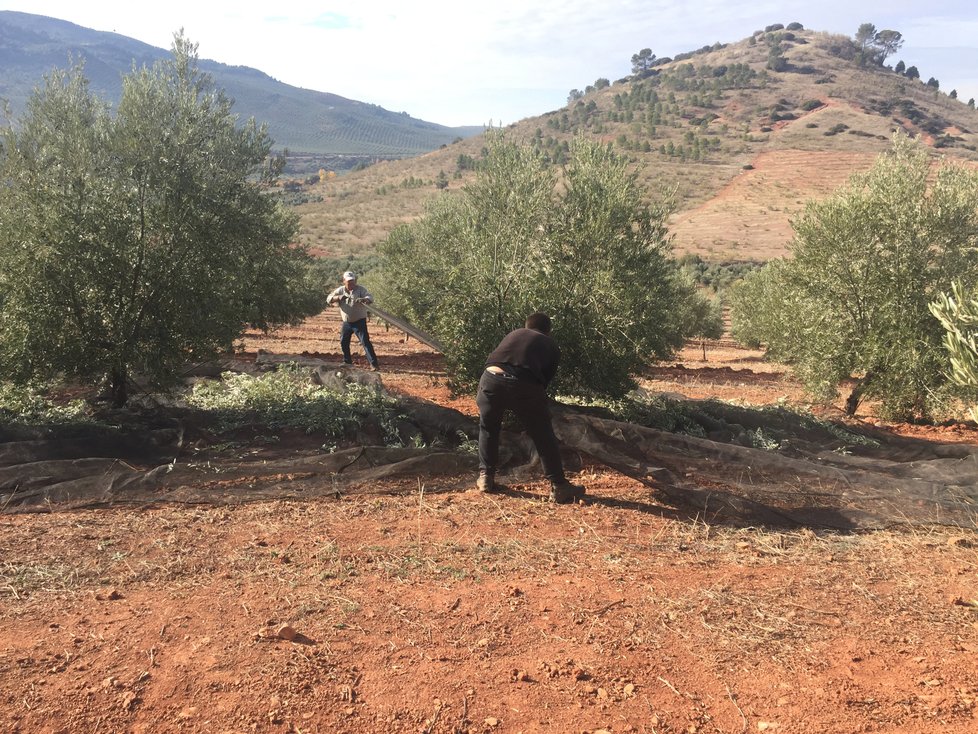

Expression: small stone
xmin=623 ymin=682 xmax=636 ymax=696
xmin=276 ymin=624 xmax=297 ymax=641
xmin=597 ymin=687 xmax=609 ymax=700
xmin=758 ymin=723 xmax=780 ymax=731
xmin=484 ymin=717 xmax=499 ymax=727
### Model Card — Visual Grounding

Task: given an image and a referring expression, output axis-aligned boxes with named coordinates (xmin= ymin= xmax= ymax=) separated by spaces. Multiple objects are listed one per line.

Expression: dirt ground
xmin=2 ymin=309 xmax=978 ymax=734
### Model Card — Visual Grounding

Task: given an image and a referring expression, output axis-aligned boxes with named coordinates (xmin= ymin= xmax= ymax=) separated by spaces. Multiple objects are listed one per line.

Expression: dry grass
xmin=3 ymin=495 xmax=975 ymax=606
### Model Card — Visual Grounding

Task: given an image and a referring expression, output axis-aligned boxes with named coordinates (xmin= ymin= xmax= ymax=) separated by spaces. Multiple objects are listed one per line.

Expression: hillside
xmin=0 ymin=11 xmax=481 ymax=161
xmin=292 ymin=26 xmax=978 ymax=261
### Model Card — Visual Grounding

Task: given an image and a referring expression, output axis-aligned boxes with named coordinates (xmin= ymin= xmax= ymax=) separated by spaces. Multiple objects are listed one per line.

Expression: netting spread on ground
xmin=552 ymin=410 xmax=978 ymax=529
xmin=2 ymin=396 xmax=977 ymax=530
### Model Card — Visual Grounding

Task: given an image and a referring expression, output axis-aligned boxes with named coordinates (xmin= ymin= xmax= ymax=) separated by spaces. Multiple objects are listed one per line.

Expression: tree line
xmin=3 ymin=36 xmax=978 ymax=428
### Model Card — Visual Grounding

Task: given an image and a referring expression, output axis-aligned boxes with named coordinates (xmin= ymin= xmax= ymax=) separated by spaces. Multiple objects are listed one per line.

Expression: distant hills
xmin=6 ymin=13 xmax=978 ymax=263
xmin=0 ymin=11 xmax=482 ymax=164
xmin=288 ymin=24 xmax=978 ymax=260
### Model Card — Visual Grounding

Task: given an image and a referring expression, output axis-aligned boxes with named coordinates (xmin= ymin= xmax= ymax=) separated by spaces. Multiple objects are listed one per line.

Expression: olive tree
xmin=729 ymin=135 xmax=978 ymax=420
xmin=379 ymin=132 xmax=716 ymax=398
xmin=0 ymin=34 xmax=323 ymax=406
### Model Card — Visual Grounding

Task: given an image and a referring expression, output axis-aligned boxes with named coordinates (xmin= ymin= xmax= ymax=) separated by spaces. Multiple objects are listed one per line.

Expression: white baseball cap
xmin=342 ymin=271 xmax=356 ymax=281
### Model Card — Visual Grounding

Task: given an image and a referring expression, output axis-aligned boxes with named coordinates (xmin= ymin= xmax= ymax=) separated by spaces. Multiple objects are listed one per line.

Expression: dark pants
xmin=340 ymin=318 xmax=379 ymax=367
xmin=476 ymin=369 xmax=564 ymax=483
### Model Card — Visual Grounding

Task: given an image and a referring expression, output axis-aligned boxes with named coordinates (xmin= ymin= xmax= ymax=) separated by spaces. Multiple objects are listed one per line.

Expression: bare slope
xmin=668 ymin=149 xmax=878 ymax=259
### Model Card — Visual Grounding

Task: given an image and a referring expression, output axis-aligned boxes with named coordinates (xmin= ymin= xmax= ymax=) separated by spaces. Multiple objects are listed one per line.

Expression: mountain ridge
xmin=0 ymin=10 xmax=482 ymax=159
xmin=5 ymin=14 xmax=978 ymax=262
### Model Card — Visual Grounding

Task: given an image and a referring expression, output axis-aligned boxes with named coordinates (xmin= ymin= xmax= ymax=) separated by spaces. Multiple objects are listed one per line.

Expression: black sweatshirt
xmin=485 ymin=328 xmax=560 ymax=386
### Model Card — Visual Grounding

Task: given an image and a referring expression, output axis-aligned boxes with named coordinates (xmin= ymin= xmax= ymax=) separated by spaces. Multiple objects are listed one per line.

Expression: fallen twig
xmin=727 ymin=684 xmax=748 ymax=732
xmin=585 ymin=598 xmax=626 ymax=616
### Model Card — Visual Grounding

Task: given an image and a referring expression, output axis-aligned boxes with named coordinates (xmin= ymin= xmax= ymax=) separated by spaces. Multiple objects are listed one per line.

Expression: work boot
xmin=476 ymin=471 xmax=498 ymax=493
xmin=549 ymin=479 xmax=586 ymax=504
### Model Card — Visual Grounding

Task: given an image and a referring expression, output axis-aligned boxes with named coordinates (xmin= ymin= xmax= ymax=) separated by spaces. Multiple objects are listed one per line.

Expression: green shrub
xmin=0 ymin=382 xmax=90 ymax=425
xmin=187 ymin=367 xmax=406 ymax=445
xmin=0 ymin=36 xmax=323 ymax=408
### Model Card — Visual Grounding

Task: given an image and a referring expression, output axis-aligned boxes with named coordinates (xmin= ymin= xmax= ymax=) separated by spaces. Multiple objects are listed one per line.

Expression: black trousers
xmin=476 ymin=369 xmax=564 ymax=482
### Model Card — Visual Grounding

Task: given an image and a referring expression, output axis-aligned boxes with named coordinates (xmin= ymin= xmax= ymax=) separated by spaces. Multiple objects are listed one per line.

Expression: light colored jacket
xmin=328 ymin=283 xmax=373 ymax=322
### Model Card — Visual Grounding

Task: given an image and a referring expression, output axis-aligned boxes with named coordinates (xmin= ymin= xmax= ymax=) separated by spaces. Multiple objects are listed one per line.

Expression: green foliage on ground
xmin=186 ymin=366 xmax=406 ymax=446
xmin=561 ymin=390 xmax=882 ymax=454
xmin=560 ymin=392 xmax=708 ymax=437
xmin=0 ymin=35 xmax=325 ymax=407
xmin=0 ymin=382 xmax=90 ymax=425
xmin=377 ymin=131 xmax=717 ymax=398
xmin=729 ymin=135 xmax=978 ymax=420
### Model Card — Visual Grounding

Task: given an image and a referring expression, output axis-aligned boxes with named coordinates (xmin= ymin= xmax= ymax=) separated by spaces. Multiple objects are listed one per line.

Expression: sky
xmin=2 ymin=1 xmax=977 ymax=127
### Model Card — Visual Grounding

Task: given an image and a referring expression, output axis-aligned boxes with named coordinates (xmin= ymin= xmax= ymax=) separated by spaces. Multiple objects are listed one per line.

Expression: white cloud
xmin=2 ymin=0 xmax=977 ymax=125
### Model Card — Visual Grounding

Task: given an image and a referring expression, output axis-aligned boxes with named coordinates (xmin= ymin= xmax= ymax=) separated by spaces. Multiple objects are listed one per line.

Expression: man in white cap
xmin=327 ymin=271 xmax=380 ymax=371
